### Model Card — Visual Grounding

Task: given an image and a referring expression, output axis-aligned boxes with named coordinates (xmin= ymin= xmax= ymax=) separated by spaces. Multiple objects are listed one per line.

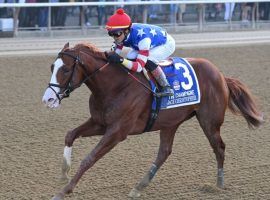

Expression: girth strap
xmin=143 ymin=93 xmax=162 ymax=132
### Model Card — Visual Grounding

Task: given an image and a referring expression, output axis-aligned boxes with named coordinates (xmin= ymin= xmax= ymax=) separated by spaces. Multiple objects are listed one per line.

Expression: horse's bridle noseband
xmin=48 ymin=51 xmax=108 ymax=102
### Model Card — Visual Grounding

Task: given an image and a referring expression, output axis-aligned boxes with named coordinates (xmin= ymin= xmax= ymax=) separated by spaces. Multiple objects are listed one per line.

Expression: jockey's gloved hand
xmin=111 ymin=43 xmax=117 ymax=51
xmin=106 ymin=52 xmax=124 ymax=64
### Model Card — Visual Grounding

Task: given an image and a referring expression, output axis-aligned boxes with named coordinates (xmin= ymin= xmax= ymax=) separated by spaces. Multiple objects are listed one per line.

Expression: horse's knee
xmin=65 ymin=130 xmax=77 ymax=146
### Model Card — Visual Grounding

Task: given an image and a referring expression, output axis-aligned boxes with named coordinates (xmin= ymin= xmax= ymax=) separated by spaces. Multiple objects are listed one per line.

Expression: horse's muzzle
xmin=42 ymin=87 xmax=60 ymax=108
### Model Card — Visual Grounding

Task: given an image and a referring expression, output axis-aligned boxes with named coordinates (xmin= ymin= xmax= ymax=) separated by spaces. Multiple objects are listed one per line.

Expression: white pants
xmin=126 ymin=34 xmax=176 ymax=63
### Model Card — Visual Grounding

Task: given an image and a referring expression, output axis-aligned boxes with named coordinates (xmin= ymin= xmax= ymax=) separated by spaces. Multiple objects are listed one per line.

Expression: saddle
xmin=144 ymin=57 xmax=201 ymax=132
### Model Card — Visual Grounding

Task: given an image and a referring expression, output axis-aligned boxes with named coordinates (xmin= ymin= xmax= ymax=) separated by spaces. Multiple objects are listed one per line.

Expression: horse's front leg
xmin=129 ymin=127 xmax=177 ymax=198
xmin=52 ymin=124 xmax=126 ymax=200
xmin=61 ymin=118 xmax=105 ymax=183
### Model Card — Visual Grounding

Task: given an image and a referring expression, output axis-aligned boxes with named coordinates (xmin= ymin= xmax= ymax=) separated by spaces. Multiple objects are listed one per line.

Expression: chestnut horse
xmin=42 ymin=42 xmax=263 ymax=200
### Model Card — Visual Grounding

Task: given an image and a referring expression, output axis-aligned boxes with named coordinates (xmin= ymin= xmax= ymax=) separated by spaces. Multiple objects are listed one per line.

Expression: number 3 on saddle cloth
xmin=144 ymin=57 xmax=201 ymax=132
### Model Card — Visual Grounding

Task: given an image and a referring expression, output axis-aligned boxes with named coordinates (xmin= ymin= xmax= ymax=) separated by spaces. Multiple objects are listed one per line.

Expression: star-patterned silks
xmin=123 ymin=23 xmax=167 ymax=51
xmin=137 ymin=28 xmax=145 ymax=37
xmin=150 ymin=28 xmax=157 ymax=37
xmin=161 ymin=30 xmax=166 ymax=36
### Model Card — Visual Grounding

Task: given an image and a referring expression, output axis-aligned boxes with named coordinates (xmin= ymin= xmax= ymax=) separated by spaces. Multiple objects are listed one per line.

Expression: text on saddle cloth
xmin=151 ymin=57 xmax=201 ymax=110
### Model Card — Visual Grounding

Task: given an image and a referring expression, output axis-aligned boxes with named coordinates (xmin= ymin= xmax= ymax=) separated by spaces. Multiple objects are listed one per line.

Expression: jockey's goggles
xmin=108 ymin=31 xmax=123 ymax=38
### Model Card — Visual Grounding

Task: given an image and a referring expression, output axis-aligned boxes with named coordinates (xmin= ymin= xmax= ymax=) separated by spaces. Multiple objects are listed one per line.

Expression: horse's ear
xmin=103 ymin=51 xmax=109 ymax=60
xmin=63 ymin=42 xmax=69 ymax=49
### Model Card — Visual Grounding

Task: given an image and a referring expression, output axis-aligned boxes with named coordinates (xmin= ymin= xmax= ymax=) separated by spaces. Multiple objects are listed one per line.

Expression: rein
xmin=49 ymin=50 xmax=157 ymax=102
xmin=120 ymin=66 xmax=158 ymax=97
xmin=48 ymin=51 xmax=109 ymax=102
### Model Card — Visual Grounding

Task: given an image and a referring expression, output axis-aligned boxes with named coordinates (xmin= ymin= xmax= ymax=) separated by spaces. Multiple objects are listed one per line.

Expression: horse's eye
xmin=62 ymin=66 xmax=70 ymax=74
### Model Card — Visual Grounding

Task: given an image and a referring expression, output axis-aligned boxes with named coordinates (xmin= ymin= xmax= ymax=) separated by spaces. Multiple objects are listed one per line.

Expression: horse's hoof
xmin=217 ymin=168 xmax=224 ymax=189
xmin=128 ymin=188 xmax=141 ymax=198
xmin=51 ymin=193 xmax=64 ymax=200
xmin=60 ymin=176 xmax=70 ymax=184
xmin=62 ymin=158 xmax=70 ymax=173
xmin=217 ymin=182 xmax=224 ymax=189
xmin=217 ymin=177 xmax=224 ymax=189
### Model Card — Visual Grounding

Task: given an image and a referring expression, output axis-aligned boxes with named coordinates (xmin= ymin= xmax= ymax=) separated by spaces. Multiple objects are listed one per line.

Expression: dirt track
xmin=0 ymin=44 xmax=270 ymax=200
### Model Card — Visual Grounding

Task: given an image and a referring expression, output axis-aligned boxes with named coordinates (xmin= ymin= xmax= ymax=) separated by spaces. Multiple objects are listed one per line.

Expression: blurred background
xmin=0 ymin=0 xmax=270 ymax=37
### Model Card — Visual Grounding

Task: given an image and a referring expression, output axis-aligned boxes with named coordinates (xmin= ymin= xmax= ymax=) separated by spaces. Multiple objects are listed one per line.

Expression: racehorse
xmin=42 ymin=42 xmax=263 ymax=200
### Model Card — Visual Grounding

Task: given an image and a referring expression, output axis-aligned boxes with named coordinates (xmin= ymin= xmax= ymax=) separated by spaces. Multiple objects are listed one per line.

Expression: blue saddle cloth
xmin=151 ymin=57 xmax=201 ymax=110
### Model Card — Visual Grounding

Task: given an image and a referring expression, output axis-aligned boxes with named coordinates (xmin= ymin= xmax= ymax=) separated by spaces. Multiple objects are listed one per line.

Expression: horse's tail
xmin=225 ymin=77 xmax=264 ymax=129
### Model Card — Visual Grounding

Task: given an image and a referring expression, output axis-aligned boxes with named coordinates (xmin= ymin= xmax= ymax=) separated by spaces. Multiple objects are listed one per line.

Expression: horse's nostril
xmin=48 ymin=98 xmax=54 ymax=103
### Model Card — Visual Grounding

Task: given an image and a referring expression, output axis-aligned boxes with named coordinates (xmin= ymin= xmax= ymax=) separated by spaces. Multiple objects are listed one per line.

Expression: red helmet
xmin=106 ymin=8 xmax=131 ymax=32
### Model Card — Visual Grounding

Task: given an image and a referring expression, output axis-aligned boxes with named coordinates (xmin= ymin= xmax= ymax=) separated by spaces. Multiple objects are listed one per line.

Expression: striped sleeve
xmin=122 ymin=38 xmax=151 ymax=72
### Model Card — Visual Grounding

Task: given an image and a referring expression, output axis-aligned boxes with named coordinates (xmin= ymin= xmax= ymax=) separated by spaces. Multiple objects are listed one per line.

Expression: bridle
xmin=48 ymin=49 xmax=158 ymax=104
xmin=48 ymin=51 xmax=109 ymax=102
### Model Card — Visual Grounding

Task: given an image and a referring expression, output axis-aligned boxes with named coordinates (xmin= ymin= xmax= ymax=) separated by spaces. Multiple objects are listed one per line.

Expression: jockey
xmin=105 ymin=8 xmax=175 ymax=97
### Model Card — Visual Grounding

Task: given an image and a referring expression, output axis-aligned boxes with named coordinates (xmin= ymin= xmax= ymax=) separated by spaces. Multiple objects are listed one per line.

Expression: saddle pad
xmin=151 ymin=57 xmax=201 ymax=110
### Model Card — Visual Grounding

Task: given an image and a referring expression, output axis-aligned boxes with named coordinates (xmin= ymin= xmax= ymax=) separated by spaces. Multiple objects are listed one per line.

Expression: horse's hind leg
xmin=129 ymin=126 xmax=178 ymax=198
xmin=61 ymin=118 xmax=105 ymax=182
xmin=196 ymin=110 xmax=226 ymax=188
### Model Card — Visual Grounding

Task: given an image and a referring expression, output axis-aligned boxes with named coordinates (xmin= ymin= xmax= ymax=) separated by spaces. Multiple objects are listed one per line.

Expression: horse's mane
xmin=73 ymin=42 xmax=106 ymax=60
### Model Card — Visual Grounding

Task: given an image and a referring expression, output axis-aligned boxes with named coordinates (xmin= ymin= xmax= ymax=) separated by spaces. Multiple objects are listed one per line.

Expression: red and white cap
xmin=106 ymin=8 xmax=131 ymax=32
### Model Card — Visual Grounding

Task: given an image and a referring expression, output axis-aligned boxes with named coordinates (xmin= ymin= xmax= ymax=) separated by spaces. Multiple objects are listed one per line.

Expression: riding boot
xmin=151 ymin=66 xmax=174 ymax=97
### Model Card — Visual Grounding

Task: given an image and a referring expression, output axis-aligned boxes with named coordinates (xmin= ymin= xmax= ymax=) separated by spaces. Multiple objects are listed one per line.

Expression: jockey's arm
xmin=113 ymin=43 xmax=123 ymax=54
xmin=122 ymin=38 xmax=151 ymax=72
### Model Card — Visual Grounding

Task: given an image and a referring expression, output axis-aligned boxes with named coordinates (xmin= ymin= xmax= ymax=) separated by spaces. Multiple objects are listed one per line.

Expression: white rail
xmin=1 ymin=0 xmax=270 ymax=8
xmin=0 ymin=1 xmax=269 ymax=37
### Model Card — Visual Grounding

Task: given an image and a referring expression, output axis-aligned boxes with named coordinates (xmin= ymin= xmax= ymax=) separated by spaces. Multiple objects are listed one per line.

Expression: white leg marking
xmin=63 ymin=146 xmax=72 ymax=166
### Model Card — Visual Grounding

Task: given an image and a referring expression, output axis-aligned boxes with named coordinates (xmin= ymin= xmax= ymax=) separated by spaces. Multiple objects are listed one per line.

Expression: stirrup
xmin=155 ymin=87 xmax=174 ymax=97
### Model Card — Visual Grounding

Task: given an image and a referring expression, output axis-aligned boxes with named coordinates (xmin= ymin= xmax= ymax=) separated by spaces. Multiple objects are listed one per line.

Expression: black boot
xmin=158 ymin=85 xmax=174 ymax=97
xmin=151 ymin=66 xmax=174 ymax=97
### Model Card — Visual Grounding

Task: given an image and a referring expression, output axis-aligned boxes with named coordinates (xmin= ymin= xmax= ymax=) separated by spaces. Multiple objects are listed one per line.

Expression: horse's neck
xmin=86 ymin=63 xmax=133 ymax=98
